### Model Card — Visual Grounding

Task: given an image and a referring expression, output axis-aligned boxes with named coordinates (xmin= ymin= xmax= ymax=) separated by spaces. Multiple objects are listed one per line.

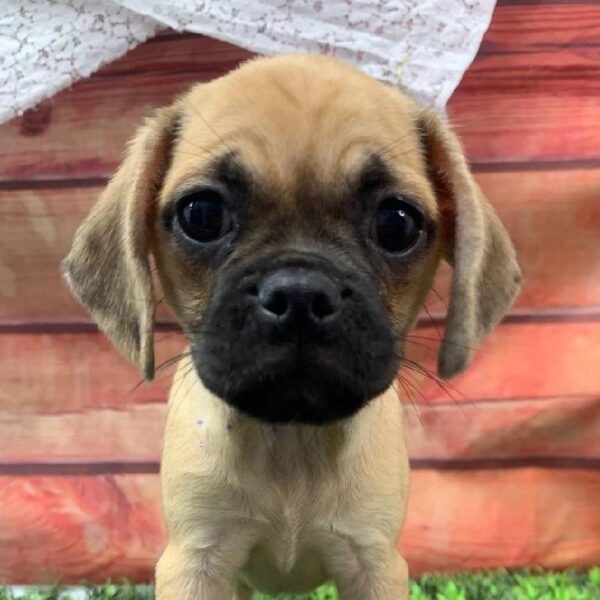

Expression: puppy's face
xmin=154 ymin=59 xmax=440 ymax=424
xmin=63 ymin=55 xmax=521 ymax=425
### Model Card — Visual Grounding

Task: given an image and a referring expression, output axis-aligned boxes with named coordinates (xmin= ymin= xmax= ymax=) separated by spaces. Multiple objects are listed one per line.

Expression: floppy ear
xmin=62 ymin=106 xmax=179 ymax=381
xmin=418 ymin=110 xmax=521 ymax=379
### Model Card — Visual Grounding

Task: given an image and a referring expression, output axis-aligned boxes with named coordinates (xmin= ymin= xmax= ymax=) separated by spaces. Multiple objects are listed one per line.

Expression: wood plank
xmin=448 ymin=59 xmax=600 ymax=167
xmin=2 ymin=167 xmax=599 ymax=323
xmin=424 ymin=167 xmax=600 ymax=315
xmin=400 ymin=468 xmax=600 ymax=575
xmin=1 ymin=321 xmax=599 ymax=412
xmin=0 ymin=4 xmax=599 ymax=181
xmin=0 ymin=332 xmax=183 ymax=413
xmin=401 ymin=321 xmax=600 ymax=404
xmin=0 ymin=185 xmax=95 ymax=323
xmin=405 ymin=396 xmax=600 ymax=461
xmin=0 ymin=185 xmax=178 ymax=323
xmin=1 ymin=396 xmax=598 ymax=465
xmin=0 ymin=37 xmax=253 ymax=182
xmin=1 ymin=469 xmax=598 ymax=583
xmin=482 ymin=3 xmax=600 ymax=54
xmin=0 ymin=475 xmax=164 ymax=584
xmin=447 ymin=3 xmax=600 ymax=165
xmin=0 ymin=404 xmax=165 ymax=464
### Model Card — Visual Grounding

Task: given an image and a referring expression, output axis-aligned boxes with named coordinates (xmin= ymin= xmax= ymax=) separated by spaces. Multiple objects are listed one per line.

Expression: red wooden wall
xmin=0 ymin=0 xmax=599 ymax=584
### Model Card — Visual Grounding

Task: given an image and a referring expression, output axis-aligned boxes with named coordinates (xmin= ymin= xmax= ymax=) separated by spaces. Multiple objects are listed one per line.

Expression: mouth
xmin=191 ymin=252 xmax=400 ymax=425
xmin=210 ymin=344 xmax=387 ymax=424
xmin=193 ymin=331 xmax=400 ymax=425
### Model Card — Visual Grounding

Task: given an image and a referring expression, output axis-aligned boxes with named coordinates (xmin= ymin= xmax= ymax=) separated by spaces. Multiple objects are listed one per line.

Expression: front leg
xmin=156 ymin=542 xmax=244 ymax=600
xmin=329 ymin=545 xmax=409 ymax=600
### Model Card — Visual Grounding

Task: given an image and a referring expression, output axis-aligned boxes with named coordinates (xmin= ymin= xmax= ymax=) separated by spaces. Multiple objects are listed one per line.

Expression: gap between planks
xmin=2 ymin=159 xmax=600 ymax=190
xmin=2 ymin=306 xmax=600 ymax=335
xmin=1 ymin=457 xmax=599 ymax=476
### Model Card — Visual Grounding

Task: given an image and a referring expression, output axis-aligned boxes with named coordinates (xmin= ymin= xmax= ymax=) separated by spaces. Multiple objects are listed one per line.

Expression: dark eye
xmin=375 ymin=197 xmax=424 ymax=253
xmin=176 ymin=190 xmax=232 ymax=242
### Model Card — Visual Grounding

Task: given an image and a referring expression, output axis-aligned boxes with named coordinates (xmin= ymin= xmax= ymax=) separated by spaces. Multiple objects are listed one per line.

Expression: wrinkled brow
xmin=207 ymin=151 xmax=250 ymax=193
xmin=354 ymin=153 xmax=437 ymax=224
xmin=356 ymin=154 xmax=395 ymax=193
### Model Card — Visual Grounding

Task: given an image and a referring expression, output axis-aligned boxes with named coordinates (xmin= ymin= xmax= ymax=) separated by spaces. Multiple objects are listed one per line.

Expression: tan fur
xmin=63 ymin=54 xmax=520 ymax=599
xmin=156 ymin=360 xmax=409 ymax=598
xmin=417 ymin=110 xmax=521 ymax=377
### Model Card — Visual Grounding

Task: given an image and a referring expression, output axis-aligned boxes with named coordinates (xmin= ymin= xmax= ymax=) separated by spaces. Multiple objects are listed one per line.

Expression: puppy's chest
xmin=241 ymin=448 xmax=340 ymax=577
xmin=251 ymin=461 xmax=336 ymax=532
xmin=243 ymin=474 xmax=336 ymax=590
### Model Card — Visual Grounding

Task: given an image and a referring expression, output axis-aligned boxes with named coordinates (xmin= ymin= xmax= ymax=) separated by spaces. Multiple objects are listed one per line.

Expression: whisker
xmin=154 ymin=333 xmax=185 ymax=346
xmin=404 ymin=334 xmax=485 ymax=353
xmin=401 ymin=338 xmax=442 ymax=353
xmin=120 ymin=350 xmax=192 ymax=402
xmin=377 ymin=130 xmax=416 ymax=158
xmin=421 ymin=301 xmax=442 ymax=342
xmin=397 ymin=369 xmax=432 ymax=407
xmin=165 ymin=146 xmax=223 ymax=164
xmin=395 ymin=377 xmax=429 ymax=438
xmin=430 ymin=286 xmax=449 ymax=312
xmin=401 ymin=356 xmax=467 ymax=410
xmin=155 ymin=351 xmax=194 ymax=374
xmin=185 ymin=98 xmax=234 ymax=155
xmin=169 ymin=362 xmax=197 ymax=403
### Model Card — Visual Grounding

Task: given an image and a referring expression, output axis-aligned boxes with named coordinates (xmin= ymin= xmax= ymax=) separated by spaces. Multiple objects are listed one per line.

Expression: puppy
xmin=63 ymin=54 xmax=520 ymax=599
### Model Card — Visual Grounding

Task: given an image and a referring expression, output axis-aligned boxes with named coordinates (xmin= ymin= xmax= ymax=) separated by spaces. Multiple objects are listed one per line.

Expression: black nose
xmin=256 ymin=268 xmax=343 ymax=332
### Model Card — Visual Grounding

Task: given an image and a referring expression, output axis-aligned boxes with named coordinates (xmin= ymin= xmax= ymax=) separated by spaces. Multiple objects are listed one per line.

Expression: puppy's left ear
xmin=418 ymin=109 xmax=521 ymax=379
xmin=62 ymin=106 xmax=179 ymax=381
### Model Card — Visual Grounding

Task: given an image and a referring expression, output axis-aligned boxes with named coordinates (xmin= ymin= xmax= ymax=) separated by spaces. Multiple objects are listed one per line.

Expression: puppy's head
xmin=63 ymin=55 xmax=520 ymax=425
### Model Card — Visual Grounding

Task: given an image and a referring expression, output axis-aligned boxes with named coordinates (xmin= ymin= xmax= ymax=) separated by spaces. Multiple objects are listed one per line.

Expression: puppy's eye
xmin=375 ymin=198 xmax=424 ymax=254
xmin=176 ymin=190 xmax=232 ymax=242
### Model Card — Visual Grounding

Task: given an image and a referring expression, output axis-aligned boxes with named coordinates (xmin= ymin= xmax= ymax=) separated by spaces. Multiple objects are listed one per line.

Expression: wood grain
xmin=1 ymin=321 xmax=599 ymax=413
xmin=0 ymin=332 xmax=183 ymax=413
xmin=0 ymin=403 xmax=166 ymax=465
xmin=1 ymin=395 xmax=597 ymax=467
xmin=1 ymin=469 xmax=598 ymax=583
xmin=405 ymin=396 xmax=600 ymax=461
xmin=449 ymin=66 xmax=600 ymax=168
xmin=0 ymin=37 xmax=253 ymax=182
xmin=484 ymin=3 xmax=600 ymax=53
xmin=0 ymin=184 xmax=177 ymax=323
xmin=0 ymin=475 xmax=164 ymax=584
xmin=400 ymin=468 xmax=600 ymax=575
xmin=402 ymin=321 xmax=600 ymax=404
xmin=448 ymin=3 xmax=600 ymax=166
xmin=0 ymin=4 xmax=599 ymax=182
xmin=0 ymin=2 xmax=598 ymax=583
xmin=424 ymin=167 xmax=600 ymax=315
xmin=1 ymin=167 xmax=598 ymax=324
xmin=0 ymin=185 xmax=92 ymax=323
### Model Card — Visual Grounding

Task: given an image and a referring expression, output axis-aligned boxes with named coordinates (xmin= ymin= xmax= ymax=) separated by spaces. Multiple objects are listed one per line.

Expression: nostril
xmin=246 ymin=283 xmax=259 ymax=297
xmin=341 ymin=287 xmax=352 ymax=300
xmin=263 ymin=290 xmax=289 ymax=317
xmin=311 ymin=292 xmax=337 ymax=320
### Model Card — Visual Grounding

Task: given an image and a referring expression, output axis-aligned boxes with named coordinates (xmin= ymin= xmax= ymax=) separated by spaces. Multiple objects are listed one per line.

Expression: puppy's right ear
xmin=418 ymin=109 xmax=521 ymax=379
xmin=62 ymin=106 xmax=179 ymax=381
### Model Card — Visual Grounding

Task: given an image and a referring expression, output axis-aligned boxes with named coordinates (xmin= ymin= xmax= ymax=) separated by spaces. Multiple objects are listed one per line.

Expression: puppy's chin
xmin=194 ymin=345 xmax=400 ymax=425
xmin=219 ymin=370 xmax=367 ymax=425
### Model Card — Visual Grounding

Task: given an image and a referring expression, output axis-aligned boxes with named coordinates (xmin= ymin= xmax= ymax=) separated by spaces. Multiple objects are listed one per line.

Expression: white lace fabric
xmin=0 ymin=0 xmax=496 ymax=124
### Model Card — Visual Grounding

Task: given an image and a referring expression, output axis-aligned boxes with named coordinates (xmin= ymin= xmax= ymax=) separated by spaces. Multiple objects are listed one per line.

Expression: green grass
xmin=1 ymin=570 xmax=599 ymax=599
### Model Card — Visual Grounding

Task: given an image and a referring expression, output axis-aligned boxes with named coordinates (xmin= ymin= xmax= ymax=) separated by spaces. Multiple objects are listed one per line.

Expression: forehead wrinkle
xmin=236 ymin=117 xmax=389 ymax=204
xmin=223 ymin=75 xmax=380 ymax=183
xmin=163 ymin=59 xmax=429 ymax=211
xmin=238 ymin=139 xmax=364 ymax=214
